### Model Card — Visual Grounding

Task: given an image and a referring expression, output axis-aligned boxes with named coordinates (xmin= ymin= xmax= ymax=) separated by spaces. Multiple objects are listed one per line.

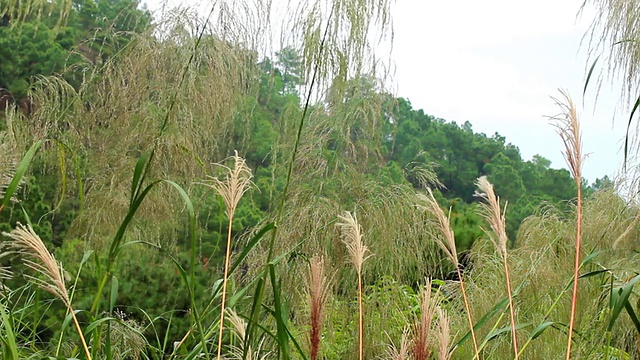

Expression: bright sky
xmin=142 ymin=0 xmax=627 ymax=183
xmin=388 ymin=0 xmax=626 ymax=184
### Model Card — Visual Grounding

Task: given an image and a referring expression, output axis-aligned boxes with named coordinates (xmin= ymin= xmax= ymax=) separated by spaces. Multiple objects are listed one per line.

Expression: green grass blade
xmin=229 ymin=222 xmax=275 ymax=275
xmin=454 ymin=297 xmax=509 ymax=348
xmin=0 ymin=300 xmax=19 ymax=360
xmin=244 ymin=277 xmax=266 ymax=359
xmin=608 ymin=274 xmax=640 ymax=331
xmin=530 ymin=321 xmax=558 ymax=340
xmin=1 ymin=140 xmax=42 ymax=210
xmin=483 ymin=322 xmax=531 ymax=343
xmin=583 ymin=55 xmax=600 ymax=97
xmin=624 ymin=301 xmax=640 ymax=334
xmin=624 ymin=95 xmax=640 ymax=170
xmin=130 ymin=151 xmax=151 ymax=205
xmin=269 ymin=264 xmax=290 ymax=359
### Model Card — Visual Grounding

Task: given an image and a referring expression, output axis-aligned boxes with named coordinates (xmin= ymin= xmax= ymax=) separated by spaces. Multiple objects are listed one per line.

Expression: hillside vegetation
xmin=0 ymin=0 xmax=636 ymax=359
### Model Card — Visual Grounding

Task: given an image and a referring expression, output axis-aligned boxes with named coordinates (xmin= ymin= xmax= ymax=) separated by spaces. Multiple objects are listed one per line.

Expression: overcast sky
xmin=143 ymin=0 xmax=626 ymax=183
xmin=387 ymin=0 xmax=627 ymax=183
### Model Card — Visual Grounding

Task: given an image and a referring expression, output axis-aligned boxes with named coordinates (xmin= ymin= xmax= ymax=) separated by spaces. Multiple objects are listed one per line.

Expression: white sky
xmin=142 ymin=0 xmax=627 ymax=183
xmin=388 ymin=0 xmax=626 ymax=183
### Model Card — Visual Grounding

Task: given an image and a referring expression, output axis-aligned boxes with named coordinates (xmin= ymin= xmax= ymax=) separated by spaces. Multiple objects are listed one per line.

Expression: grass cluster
xmin=2 ymin=0 xmax=640 ymax=359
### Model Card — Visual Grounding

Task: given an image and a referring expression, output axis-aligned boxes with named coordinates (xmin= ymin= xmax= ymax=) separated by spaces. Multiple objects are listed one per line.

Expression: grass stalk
xmin=2 ymin=223 xmax=92 ymax=360
xmin=308 ymin=254 xmax=328 ymax=360
xmin=417 ymin=189 xmax=480 ymax=359
xmin=549 ymin=90 xmax=583 ymax=359
xmin=474 ymin=176 xmax=519 ymax=358
xmin=198 ymin=152 xmax=253 ymax=359
xmin=337 ymin=211 xmax=372 ymax=360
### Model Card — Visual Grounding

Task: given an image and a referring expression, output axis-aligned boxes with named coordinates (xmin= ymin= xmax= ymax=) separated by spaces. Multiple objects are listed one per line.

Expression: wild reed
xmin=337 ymin=211 xmax=372 ymax=360
xmin=2 ymin=223 xmax=92 ymax=359
xmin=416 ymin=189 xmax=480 ymax=359
xmin=475 ymin=176 xmax=519 ymax=358
xmin=199 ymin=151 xmax=254 ymax=360
xmin=411 ymin=280 xmax=439 ymax=359
xmin=435 ymin=307 xmax=452 ymax=360
xmin=386 ymin=328 xmax=411 ymax=360
xmin=549 ymin=90 xmax=584 ymax=359
xmin=307 ymin=254 xmax=329 ymax=360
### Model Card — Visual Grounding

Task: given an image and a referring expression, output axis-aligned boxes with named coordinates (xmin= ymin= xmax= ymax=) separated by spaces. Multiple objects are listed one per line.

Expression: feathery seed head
xmin=308 ymin=254 xmax=329 ymax=360
xmin=336 ymin=211 xmax=372 ymax=275
xmin=200 ymin=150 xmax=254 ymax=217
xmin=550 ymin=90 xmax=583 ymax=182
xmin=435 ymin=307 xmax=452 ymax=360
xmin=416 ymin=189 xmax=458 ymax=266
xmin=474 ymin=176 xmax=509 ymax=256
xmin=2 ymin=222 xmax=69 ymax=305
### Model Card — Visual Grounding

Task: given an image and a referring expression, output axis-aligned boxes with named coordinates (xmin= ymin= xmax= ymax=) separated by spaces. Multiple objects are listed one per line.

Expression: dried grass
xmin=2 ymin=223 xmax=91 ymax=359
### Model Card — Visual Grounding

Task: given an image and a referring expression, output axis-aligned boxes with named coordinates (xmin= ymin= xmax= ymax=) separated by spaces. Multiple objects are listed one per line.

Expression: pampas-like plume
xmin=337 ymin=211 xmax=372 ymax=360
xmin=226 ymin=308 xmax=268 ymax=360
xmin=416 ymin=189 xmax=479 ymax=359
xmin=412 ymin=280 xmax=439 ymax=360
xmin=199 ymin=151 xmax=254 ymax=360
xmin=2 ymin=223 xmax=91 ymax=360
xmin=475 ymin=176 xmax=519 ymax=359
xmin=385 ymin=328 xmax=410 ymax=360
xmin=308 ymin=254 xmax=329 ymax=360
xmin=436 ymin=307 xmax=452 ymax=360
xmin=549 ymin=90 xmax=584 ymax=360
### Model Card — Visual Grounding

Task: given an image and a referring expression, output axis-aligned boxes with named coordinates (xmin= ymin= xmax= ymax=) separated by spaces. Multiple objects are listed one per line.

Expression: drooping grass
xmin=417 ymin=189 xmax=480 ymax=359
xmin=198 ymin=152 xmax=254 ymax=360
xmin=549 ymin=90 xmax=584 ymax=359
xmin=2 ymin=223 xmax=91 ymax=359
xmin=337 ymin=211 xmax=372 ymax=360
xmin=474 ymin=176 xmax=519 ymax=359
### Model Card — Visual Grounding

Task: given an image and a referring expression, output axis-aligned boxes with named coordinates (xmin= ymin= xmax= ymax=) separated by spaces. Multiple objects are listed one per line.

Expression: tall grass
xmin=474 ymin=176 xmax=519 ymax=359
xmin=417 ymin=189 xmax=480 ymax=359
xmin=550 ymin=90 xmax=584 ymax=359
xmin=198 ymin=152 xmax=254 ymax=359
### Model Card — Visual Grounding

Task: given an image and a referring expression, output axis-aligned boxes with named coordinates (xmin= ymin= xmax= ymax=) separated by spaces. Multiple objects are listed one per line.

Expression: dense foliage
xmin=0 ymin=0 xmax=635 ymax=359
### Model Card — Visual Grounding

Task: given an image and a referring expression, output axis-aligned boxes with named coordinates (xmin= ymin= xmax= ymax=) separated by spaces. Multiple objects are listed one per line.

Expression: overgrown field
xmin=1 ymin=0 xmax=639 ymax=359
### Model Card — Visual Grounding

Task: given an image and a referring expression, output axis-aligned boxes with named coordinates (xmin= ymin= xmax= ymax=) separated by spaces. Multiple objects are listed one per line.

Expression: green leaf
xmin=608 ymin=274 xmax=640 ymax=331
xmin=109 ymin=276 xmax=119 ymax=313
xmin=583 ymin=55 xmax=599 ymax=97
xmin=624 ymin=301 xmax=640 ymax=334
xmin=455 ymin=297 xmax=509 ymax=348
xmin=625 ymin=95 xmax=640 ymax=170
xmin=530 ymin=321 xmax=557 ymax=340
xmin=130 ymin=151 xmax=151 ymax=205
xmin=270 ymin=264 xmax=290 ymax=359
xmin=1 ymin=140 xmax=42 ymax=209
xmin=484 ymin=322 xmax=531 ymax=343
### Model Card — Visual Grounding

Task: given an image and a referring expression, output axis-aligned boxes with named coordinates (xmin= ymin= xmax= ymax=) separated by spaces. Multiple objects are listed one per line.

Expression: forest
xmin=0 ymin=0 xmax=636 ymax=359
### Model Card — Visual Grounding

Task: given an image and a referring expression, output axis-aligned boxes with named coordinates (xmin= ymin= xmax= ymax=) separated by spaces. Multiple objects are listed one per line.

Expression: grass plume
xmin=416 ymin=189 xmax=479 ymax=359
xmin=411 ymin=280 xmax=439 ymax=360
xmin=307 ymin=254 xmax=329 ymax=360
xmin=199 ymin=151 xmax=254 ymax=360
xmin=475 ymin=176 xmax=519 ymax=359
xmin=2 ymin=223 xmax=91 ymax=359
xmin=549 ymin=90 xmax=584 ymax=359
xmin=436 ymin=307 xmax=451 ymax=360
xmin=337 ymin=211 xmax=372 ymax=360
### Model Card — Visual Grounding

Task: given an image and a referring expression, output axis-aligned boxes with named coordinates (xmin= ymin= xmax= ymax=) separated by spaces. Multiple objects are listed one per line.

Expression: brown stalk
xmin=412 ymin=280 xmax=439 ymax=360
xmin=549 ymin=90 xmax=583 ymax=360
xmin=436 ymin=307 xmax=452 ymax=360
xmin=308 ymin=254 xmax=328 ymax=360
xmin=475 ymin=176 xmax=519 ymax=359
xmin=199 ymin=151 xmax=254 ymax=360
xmin=336 ymin=211 xmax=372 ymax=360
xmin=416 ymin=190 xmax=480 ymax=359
xmin=2 ymin=223 xmax=92 ymax=360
